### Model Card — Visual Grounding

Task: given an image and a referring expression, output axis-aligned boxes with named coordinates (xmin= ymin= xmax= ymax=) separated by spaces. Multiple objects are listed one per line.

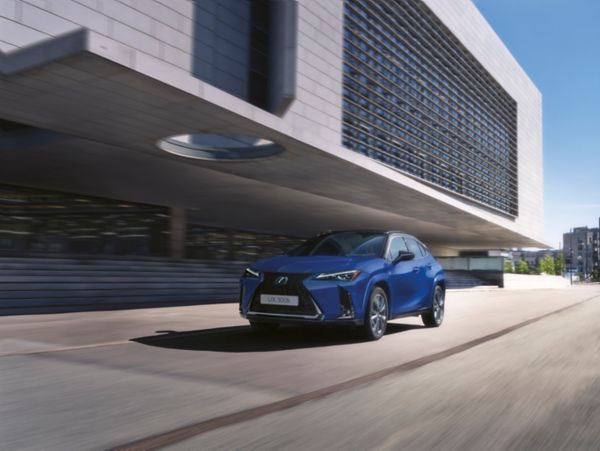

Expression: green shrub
xmin=516 ymin=259 xmax=529 ymax=274
xmin=538 ymin=255 xmax=556 ymax=275
xmin=553 ymin=253 xmax=564 ymax=276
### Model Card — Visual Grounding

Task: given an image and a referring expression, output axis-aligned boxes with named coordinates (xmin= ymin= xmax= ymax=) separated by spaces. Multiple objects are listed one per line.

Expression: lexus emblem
xmin=274 ymin=276 xmax=289 ymax=285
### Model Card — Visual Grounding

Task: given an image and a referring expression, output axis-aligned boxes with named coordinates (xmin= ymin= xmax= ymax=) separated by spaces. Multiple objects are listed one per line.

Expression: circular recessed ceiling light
xmin=157 ymin=133 xmax=282 ymax=161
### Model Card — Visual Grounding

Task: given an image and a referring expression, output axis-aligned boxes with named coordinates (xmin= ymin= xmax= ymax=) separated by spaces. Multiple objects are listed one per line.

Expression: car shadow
xmin=131 ymin=323 xmax=424 ymax=353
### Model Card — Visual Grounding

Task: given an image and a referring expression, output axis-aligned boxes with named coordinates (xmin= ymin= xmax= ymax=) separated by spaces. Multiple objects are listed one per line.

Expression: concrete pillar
xmin=227 ymin=229 xmax=236 ymax=261
xmin=169 ymin=207 xmax=187 ymax=259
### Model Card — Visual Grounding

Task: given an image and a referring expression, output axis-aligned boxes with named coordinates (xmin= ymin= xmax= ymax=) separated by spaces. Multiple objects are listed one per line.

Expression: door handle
xmin=412 ymin=266 xmax=419 ymax=272
xmin=426 ymin=264 xmax=432 ymax=270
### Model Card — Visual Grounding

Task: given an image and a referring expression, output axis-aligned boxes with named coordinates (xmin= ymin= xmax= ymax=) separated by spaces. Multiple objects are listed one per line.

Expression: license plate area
xmin=260 ymin=294 xmax=299 ymax=307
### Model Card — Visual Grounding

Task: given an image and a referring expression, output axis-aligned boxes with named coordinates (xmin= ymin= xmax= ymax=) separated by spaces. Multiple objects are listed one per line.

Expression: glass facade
xmin=0 ymin=185 xmax=170 ymax=257
xmin=185 ymin=224 xmax=301 ymax=262
xmin=342 ymin=0 xmax=518 ymax=216
xmin=0 ymin=184 xmax=301 ymax=263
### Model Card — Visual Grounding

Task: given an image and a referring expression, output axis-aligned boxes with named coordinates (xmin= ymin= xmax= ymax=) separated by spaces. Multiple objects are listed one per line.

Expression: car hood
xmin=251 ymin=255 xmax=383 ymax=275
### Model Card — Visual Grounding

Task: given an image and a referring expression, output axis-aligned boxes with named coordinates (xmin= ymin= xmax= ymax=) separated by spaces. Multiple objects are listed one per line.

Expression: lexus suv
xmin=239 ymin=231 xmax=445 ymax=340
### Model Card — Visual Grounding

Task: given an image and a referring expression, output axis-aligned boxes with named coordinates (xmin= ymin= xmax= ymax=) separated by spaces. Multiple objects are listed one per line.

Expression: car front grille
xmin=249 ymin=272 xmax=319 ymax=317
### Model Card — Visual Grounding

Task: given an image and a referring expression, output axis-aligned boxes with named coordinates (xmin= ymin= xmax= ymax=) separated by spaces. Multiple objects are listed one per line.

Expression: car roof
xmin=319 ymin=230 xmax=410 ymax=237
xmin=321 ymin=230 xmax=430 ymax=245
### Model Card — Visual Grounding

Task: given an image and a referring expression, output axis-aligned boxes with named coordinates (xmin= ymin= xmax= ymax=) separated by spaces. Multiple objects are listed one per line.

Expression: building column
xmin=227 ymin=229 xmax=236 ymax=261
xmin=169 ymin=207 xmax=187 ymax=259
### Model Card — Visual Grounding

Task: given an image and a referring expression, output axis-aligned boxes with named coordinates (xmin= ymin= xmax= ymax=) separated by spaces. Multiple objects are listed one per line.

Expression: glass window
xmin=417 ymin=241 xmax=429 ymax=256
xmin=404 ymin=237 xmax=424 ymax=258
xmin=288 ymin=232 xmax=385 ymax=257
xmin=387 ymin=235 xmax=409 ymax=260
xmin=0 ymin=184 xmax=169 ymax=257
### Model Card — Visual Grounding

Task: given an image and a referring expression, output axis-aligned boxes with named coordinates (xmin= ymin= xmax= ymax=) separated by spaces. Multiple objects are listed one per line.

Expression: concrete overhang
xmin=0 ymin=30 xmax=550 ymax=251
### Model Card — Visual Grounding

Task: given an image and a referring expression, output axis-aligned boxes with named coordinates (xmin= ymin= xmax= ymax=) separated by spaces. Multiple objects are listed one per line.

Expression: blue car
xmin=239 ymin=231 xmax=445 ymax=340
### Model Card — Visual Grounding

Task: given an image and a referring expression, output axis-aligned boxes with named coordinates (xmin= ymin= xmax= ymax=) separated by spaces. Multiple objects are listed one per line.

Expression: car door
xmin=386 ymin=235 xmax=420 ymax=316
xmin=404 ymin=237 xmax=432 ymax=310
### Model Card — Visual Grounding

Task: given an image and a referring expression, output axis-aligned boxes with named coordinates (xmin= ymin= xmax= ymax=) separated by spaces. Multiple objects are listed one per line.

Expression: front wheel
xmin=363 ymin=286 xmax=388 ymax=340
xmin=422 ymin=285 xmax=444 ymax=327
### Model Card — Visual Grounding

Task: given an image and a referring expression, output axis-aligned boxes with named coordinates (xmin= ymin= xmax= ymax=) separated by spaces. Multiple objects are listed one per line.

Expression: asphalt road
xmin=1 ymin=286 xmax=599 ymax=450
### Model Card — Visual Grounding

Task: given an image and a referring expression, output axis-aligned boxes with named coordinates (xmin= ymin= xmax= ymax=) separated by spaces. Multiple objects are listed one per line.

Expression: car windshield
xmin=287 ymin=232 xmax=386 ymax=257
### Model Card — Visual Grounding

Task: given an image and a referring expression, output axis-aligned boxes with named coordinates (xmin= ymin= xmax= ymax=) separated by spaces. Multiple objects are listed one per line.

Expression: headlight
xmin=315 ymin=270 xmax=361 ymax=281
xmin=243 ymin=267 xmax=260 ymax=279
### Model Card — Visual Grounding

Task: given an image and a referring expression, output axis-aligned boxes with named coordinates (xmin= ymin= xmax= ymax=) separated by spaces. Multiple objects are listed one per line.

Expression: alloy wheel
xmin=369 ymin=291 xmax=388 ymax=338
xmin=433 ymin=287 xmax=445 ymax=324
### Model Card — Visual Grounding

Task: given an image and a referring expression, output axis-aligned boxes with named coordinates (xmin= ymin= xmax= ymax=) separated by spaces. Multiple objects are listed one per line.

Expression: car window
xmin=287 ymin=232 xmax=386 ymax=257
xmin=417 ymin=241 xmax=429 ymax=256
xmin=311 ymin=238 xmax=344 ymax=256
xmin=404 ymin=238 xmax=424 ymax=258
xmin=387 ymin=236 xmax=409 ymax=260
xmin=351 ymin=235 xmax=386 ymax=257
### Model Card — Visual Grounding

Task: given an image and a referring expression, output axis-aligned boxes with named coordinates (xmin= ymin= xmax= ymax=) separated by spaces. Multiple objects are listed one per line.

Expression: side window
xmin=417 ymin=241 xmax=429 ymax=256
xmin=387 ymin=236 xmax=409 ymax=260
xmin=404 ymin=238 xmax=424 ymax=258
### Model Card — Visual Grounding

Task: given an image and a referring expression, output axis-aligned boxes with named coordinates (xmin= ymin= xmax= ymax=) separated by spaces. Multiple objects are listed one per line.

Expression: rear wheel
xmin=249 ymin=321 xmax=279 ymax=331
xmin=422 ymin=285 xmax=444 ymax=327
xmin=363 ymin=286 xmax=388 ymax=340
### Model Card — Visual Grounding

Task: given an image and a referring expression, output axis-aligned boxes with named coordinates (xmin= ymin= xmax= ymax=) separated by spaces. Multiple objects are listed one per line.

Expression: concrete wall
xmin=283 ymin=0 xmax=344 ymax=146
xmin=0 ymin=0 xmax=193 ymax=58
xmin=0 ymin=0 xmax=343 ymax=146
xmin=504 ymin=274 xmax=570 ymax=290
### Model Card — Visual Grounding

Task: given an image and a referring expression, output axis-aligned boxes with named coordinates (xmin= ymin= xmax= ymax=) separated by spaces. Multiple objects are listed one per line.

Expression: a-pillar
xmin=169 ymin=207 xmax=187 ymax=259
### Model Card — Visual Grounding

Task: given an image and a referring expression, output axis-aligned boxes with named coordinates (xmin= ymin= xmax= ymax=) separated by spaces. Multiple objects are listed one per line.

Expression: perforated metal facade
xmin=342 ymin=0 xmax=518 ymax=216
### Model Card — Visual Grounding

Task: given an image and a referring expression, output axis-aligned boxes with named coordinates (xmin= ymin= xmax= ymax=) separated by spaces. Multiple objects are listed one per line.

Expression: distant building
xmin=563 ymin=222 xmax=600 ymax=276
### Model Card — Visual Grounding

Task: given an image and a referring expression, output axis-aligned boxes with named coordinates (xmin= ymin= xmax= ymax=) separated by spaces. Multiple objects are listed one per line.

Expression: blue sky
xmin=473 ymin=0 xmax=600 ymax=248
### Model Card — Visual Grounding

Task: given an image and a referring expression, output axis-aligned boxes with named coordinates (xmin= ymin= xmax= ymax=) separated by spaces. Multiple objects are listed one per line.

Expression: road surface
xmin=1 ymin=286 xmax=599 ymax=450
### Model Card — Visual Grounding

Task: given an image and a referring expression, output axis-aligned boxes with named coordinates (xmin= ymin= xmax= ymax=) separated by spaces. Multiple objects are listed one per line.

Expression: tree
xmin=504 ymin=259 xmax=514 ymax=273
xmin=554 ymin=253 xmax=564 ymax=276
xmin=538 ymin=255 xmax=556 ymax=275
xmin=516 ymin=259 xmax=529 ymax=274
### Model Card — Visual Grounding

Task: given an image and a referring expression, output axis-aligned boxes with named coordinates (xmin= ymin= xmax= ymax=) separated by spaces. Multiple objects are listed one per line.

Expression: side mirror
xmin=393 ymin=251 xmax=415 ymax=264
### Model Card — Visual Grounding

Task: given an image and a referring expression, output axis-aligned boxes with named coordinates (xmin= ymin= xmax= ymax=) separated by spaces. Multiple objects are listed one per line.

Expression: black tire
xmin=363 ymin=286 xmax=388 ymax=340
xmin=422 ymin=285 xmax=444 ymax=327
xmin=249 ymin=321 xmax=279 ymax=331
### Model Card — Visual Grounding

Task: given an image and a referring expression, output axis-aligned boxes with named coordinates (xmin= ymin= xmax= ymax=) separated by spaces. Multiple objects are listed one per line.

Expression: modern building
xmin=563 ymin=223 xmax=600 ymax=277
xmin=0 ymin=0 xmax=546 ymax=262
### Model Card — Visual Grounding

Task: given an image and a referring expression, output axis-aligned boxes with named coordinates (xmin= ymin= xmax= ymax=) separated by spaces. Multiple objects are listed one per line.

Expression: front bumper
xmin=241 ymin=310 xmax=363 ymax=326
xmin=240 ymin=271 xmax=368 ymax=324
